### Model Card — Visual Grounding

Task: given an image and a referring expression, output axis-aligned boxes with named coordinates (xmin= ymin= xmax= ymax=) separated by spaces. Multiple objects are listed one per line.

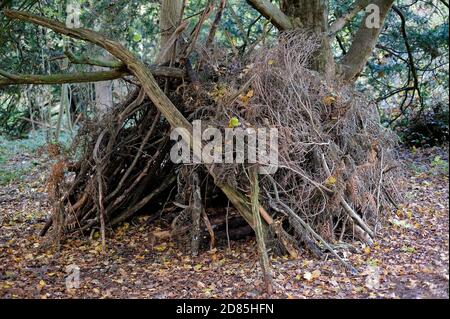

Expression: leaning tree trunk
xmin=339 ymin=0 xmax=395 ymax=82
xmin=281 ymin=0 xmax=335 ymax=81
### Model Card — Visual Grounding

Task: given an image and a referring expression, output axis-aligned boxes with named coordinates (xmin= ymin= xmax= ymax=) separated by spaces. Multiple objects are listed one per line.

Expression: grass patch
xmin=0 ymin=129 xmax=72 ymax=186
xmin=0 ymin=168 xmax=26 ymax=186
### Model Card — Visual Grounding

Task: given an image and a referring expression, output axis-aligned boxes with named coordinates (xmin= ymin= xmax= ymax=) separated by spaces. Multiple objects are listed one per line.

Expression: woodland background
xmin=0 ymin=0 xmax=448 ymax=299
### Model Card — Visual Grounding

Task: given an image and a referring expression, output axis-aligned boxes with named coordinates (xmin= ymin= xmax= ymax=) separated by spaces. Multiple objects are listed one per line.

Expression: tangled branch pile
xmin=43 ymin=32 xmax=400 ymax=270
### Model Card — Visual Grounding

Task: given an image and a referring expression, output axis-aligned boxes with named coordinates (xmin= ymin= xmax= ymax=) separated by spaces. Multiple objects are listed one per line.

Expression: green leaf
xmin=132 ymin=33 xmax=142 ymax=42
xmin=228 ymin=117 xmax=240 ymax=128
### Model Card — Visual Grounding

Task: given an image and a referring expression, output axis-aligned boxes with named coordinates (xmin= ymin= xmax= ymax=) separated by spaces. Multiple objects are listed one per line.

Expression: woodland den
xmin=0 ymin=0 xmax=448 ymax=302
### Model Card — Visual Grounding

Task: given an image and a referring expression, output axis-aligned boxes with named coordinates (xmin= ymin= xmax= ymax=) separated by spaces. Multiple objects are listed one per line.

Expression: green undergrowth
xmin=0 ymin=130 xmax=72 ymax=186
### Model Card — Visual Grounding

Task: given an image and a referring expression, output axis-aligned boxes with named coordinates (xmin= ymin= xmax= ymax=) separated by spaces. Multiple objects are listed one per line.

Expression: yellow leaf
xmin=194 ymin=264 xmax=203 ymax=271
xmin=322 ymin=95 xmax=336 ymax=106
xmin=364 ymin=246 xmax=371 ymax=254
xmin=325 ymin=175 xmax=337 ymax=187
xmin=204 ymin=288 xmax=213 ymax=295
xmin=246 ymin=89 xmax=254 ymax=98
xmin=94 ymin=243 xmax=103 ymax=252
xmin=268 ymin=59 xmax=275 ymax=65
xmin=153 ymin=243 xmax=167 ymax=252
xmin=209 ymin=84 xmax=228 ymax=102
xmin=39 ymin=280 xmax=46 ymax=288
xmin=239 ymin=94 xmax=250 ymax=105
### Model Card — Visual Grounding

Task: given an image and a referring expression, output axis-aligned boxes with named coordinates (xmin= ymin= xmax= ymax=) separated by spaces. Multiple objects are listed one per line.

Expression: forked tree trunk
xmin=281 ymin=0 xmax=335 ymax=81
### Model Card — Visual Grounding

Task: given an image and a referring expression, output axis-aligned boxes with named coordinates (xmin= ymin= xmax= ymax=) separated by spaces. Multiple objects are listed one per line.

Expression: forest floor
xmin=0 ymin=138 xmax=448 ymax=299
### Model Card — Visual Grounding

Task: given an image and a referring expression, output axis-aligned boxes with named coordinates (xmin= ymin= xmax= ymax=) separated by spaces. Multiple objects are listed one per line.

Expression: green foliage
xmin=332 ymin=1 xmax=448 ymax=148
xmin=0 ymin=95 xmax=30 ymax=137
xmin=431 ymin=155 xmax=449 ymax=175
xmin=0 ymin=130 xmax=45 ymax=154
xmin=0 ymin=129 xmax=72 ymax=185
xmin=0 ymin=167 xmax=26 ymax=186
xmin=0 ymin=0 xmax=448 ymax=150
xmin=397 ymin=106 xmax=449 ymax=147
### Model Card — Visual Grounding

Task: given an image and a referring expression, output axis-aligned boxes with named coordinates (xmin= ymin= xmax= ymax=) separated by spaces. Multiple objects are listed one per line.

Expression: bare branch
xmin=3 ymin=9 xmax=267 ymax=236
xmin=375 ymin=86 xmax=415 ymax=102
xmin=391 ymin=6 xmax=424 ymax=110
xmin=206 ymin=0 xmax=226 ymax=47
xmin=249 ymin=166 xmax=273 ymax=294
xmin=64 ymin=50 xmax=123 ymax=68
xmin=0 ymin=65 xmax=186 ymax=86
xmin=329 ymin=0 xmax=371 ymax=35
xmin=0 ymin=69 xmax=128 ymax=86
xmin=246 ymin=0 xmax=293 ymax=30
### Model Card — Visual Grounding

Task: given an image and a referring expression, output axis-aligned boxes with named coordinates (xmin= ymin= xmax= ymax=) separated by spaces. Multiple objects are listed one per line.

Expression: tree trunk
xmin=281 ymin=0 xmax=335 ymax=81
xmin=159 ymin=0 xmax=183 ymax=64
xmin=339 ymin=0 xmax=394 ymax=82
xmin=94 ymin=53 xmax=114 ymax=115
xmin=93 ymin=18 xmax=113 ymax=115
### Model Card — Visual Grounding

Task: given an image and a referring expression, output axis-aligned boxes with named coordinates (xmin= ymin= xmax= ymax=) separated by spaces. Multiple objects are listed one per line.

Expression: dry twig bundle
xmin=41 ymin=32 xmax=400 ymax=274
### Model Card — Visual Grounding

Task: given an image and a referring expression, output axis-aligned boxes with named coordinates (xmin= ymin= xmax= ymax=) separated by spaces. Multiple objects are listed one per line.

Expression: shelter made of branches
xmin=1 ymin=10 xmax=401 ymax=286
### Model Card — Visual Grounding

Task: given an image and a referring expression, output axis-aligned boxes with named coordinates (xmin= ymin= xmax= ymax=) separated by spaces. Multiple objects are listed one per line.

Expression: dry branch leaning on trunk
xmin=3 ymin=9 xmax=271 ymax=240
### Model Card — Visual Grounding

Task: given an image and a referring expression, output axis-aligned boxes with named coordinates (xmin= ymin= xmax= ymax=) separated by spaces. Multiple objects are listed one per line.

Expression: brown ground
xmin=0 ymin=146 xmax=448 ymax=299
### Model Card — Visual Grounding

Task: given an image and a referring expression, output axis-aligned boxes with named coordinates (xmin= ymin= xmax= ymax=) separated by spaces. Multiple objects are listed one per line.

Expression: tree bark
xmin=250 ymin=166 xmax=273 ymax=294
xmin=246 ymin=0 xmax=293 ymax=30
xmin=0 ymin=69 xmax=128 ymax=86
xmin=281 ymin=0 xmax=335 ymax=81
xmin=339 ymin=0 xmax=394 ymax=82
xmin=190 ymin=172 xmax=203 ymax=256
xmin=328 ymin=0 xmax=372 ymax=35
xmin=159 ymin=0 xmax=183 ymax=64
xmin=94 ymin=66 xmax=113 ymax=115
xmin=0 ymin=66 xmax=185 ymax=86
xmin=93 ymin=19 xmax=114 ymax=115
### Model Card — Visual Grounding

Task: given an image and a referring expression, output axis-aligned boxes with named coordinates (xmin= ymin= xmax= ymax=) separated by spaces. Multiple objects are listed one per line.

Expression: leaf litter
xmin=0 ymin=145 xmax=448 ymax=298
